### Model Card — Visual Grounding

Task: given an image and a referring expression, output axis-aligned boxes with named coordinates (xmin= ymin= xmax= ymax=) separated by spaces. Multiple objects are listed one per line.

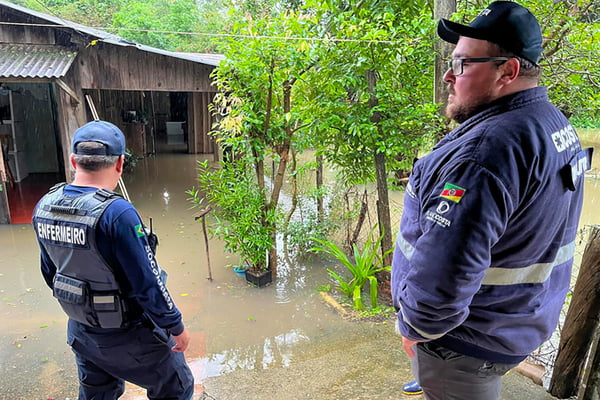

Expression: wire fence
xmin=526 ymin=224 xmax=597 ymax=388
xmin=325 ymin=185 xmax=403 ymax=251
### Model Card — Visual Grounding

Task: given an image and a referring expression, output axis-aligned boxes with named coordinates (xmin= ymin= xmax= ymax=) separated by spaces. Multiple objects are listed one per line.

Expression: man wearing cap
xmin=392 ymin=2 xmax=592 ymax=399
xmin=32 ymin=120 xmax=194 ymax=399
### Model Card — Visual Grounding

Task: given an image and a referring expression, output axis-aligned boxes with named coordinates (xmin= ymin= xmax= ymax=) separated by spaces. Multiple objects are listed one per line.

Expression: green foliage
xmin=123 ymin=149 xmax=138 ymax=174
xmin=526 ymin=0 xmax=600 ymax=121
xmin=210 ymin=9 xmax=317 ymax=151
xmin=282 ymin=160 xmax=333 ymax=255
xmin=14 ymin=0 xmax=120 ymax=26
xmin=187 ymin=159 xmax=277 ymax=270
xmin=311 ymin=228 xmax=391 ymax=310
xmin=452 ymin=0 xmax=600 ymax=122
xmin=301 ymin=0 xmax=444 ymax=186
xmin=112 ymin=0 xmax=201 ymax=51
xmin=208 ymin=7 xmax=318 ymax=271
xmin=357 ymin=305 xmax=396 ymax=320
xmin=285 ymin=211 xmax=332 ymax=255
xmin=18 ymin=0 xmax=201 ymax=51
xmin=317 ymin=283 xmax=331 ymax=292
xmin=571 ymin=117 xmax=600 ymax=129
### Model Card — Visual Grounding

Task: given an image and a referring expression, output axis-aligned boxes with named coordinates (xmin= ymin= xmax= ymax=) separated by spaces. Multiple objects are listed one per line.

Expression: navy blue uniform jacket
xmin=392 ymin=87 xmax=588 ymax=364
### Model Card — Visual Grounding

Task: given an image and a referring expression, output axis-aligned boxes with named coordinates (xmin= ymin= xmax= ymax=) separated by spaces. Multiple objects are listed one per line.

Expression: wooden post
xmin=550 ymin=226 xmax=600 ymax=398
xmin=316 ymin=154 xmax=324 ymax=224
xmin=0 ymin=182 xmax=9 ymax=224
xmin=579 ymin=327 xmax=600 ymax=400
xmin=0 ymin=119 xmax=12 ymax=223
xmin=195 ymin=206 xmax=214 ymax=281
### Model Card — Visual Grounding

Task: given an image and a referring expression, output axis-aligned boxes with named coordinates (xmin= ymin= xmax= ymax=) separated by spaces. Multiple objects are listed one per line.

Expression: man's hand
xmin=172 ymin=327 xmax=191 ymax=352
xmin=402 ymin=336 xmax=420 ymax=358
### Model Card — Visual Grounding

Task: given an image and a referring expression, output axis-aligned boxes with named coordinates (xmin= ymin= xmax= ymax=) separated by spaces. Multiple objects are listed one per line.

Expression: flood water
xmin=1 ymin=143 xmax=599 ymax=399
xmin=0 ymin=154 xmax=366 ymax=399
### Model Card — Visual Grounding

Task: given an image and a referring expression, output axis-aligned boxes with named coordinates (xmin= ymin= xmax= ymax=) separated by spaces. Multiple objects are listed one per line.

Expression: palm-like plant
xmin=311 ymin=228 xmax=391 ymax=310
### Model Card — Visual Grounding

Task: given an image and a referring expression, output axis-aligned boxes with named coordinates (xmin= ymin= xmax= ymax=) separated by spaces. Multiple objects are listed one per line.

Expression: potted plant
xmin=188 ymin=159 xmax=277 ymax=287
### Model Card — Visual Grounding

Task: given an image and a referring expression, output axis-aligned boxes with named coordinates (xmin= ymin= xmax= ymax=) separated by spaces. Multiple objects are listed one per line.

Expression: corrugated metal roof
xmin=0 ymin=0 xmax=223 ymax=67
xmin=176 ymin=53 xmax=226 ymax=65
xmin=0 ymin=44 xmax=77 ymax=79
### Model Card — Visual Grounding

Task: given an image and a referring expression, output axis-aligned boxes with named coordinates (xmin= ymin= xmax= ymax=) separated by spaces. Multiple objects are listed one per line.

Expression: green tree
xmin=533 ymin=0 xmax=600 ymax=122
xmin=195 ymin=0 xmax=306 ymax=52
xmin=207 ymin=9 xmax=318 ymax=274
xmin=14 ymin=0 xmax=120 ymax=27
xmin=450 ymin=0 xmax=600 ymax=122
xmin=111 ymin=0 xmax=201 ymax=51
xmin=300 ymin=0 xmax=443 ymax=267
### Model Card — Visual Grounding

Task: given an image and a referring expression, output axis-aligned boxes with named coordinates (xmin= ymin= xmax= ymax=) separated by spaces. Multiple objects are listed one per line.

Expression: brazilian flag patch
xmin=135 ymin=224 xmax=145 ymax=237
xmin=440 ymin=183 xmax=466 ymax=203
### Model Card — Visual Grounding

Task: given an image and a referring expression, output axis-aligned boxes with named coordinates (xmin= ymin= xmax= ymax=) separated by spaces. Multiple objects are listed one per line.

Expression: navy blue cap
xmin=437 ymin=1 xmax=543 ymax=65
xmin=72 ymin=120 xmax=126 ymax=156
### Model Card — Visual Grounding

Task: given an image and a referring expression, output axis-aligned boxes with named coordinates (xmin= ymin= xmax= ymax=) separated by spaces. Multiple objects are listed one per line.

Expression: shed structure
xmin=0 ymin=0 xmax=223 ymax=224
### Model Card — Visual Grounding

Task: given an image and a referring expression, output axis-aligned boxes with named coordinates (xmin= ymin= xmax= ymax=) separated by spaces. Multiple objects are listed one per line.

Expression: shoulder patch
xmin=440 ymin=183 xmax=466 ymax=203
xmin=135 ymin=224 xmax=146 ymax=238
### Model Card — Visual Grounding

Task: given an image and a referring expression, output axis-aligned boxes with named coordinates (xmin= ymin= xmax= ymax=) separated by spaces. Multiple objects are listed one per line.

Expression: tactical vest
xmin=33 ymin=184 xmax=130 ymax=329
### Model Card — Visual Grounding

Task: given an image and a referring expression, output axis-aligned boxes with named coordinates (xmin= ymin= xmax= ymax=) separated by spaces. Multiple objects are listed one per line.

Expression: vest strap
xmin=94 ymin=188 xmax=122 ymax=202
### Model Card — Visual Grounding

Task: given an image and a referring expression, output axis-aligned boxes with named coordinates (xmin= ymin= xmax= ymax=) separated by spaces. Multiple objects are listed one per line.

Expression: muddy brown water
xmin=1 ymin=150 xmax=597 ymax=399
xmin=0 ymin=154 xmax=358 ymax=399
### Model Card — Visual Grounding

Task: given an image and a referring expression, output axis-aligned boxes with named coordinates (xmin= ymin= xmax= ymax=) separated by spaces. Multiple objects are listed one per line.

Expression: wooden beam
xmin=0 ymin=147 xmax=10 ymax=223
xmin=54 ymin=78 xmax=81 ymax=105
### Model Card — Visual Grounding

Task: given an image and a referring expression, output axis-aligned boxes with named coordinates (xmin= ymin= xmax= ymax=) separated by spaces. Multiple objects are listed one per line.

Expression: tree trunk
xmin=433 ymin=0 xmax=455 ymax=106
xmin=365 ymin=69 xmax=393 ymax=271
xmin=316 ymin=154 xmax=324 ymax=224
xmin=374 ymin=153 xmax=392 ymax=269
xmin=550 ymin=226 xmax=600 ymax=398
xmin=350 ymin=188 xmax=369 ymax=247
xmin=283 ymin=148 xmax=298 ymax=248
xmin=266 ymin=80 xmax=295 ymax=276
xmin=433 ymin=0 xmax=456 ymax=140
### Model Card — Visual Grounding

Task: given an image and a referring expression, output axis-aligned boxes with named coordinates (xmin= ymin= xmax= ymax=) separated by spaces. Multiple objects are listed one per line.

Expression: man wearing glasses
xmin=392 ymin=2 xmax=592 ymax=399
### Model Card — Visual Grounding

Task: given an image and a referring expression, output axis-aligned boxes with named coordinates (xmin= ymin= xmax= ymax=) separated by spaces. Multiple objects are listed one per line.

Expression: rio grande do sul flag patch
xmin=440 ymin=183 xmax=466 ymax=203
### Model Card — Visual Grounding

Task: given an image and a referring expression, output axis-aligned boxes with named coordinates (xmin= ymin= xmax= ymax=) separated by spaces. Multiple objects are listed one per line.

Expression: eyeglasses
xmin=447 ymin=57 xmax=510 ymax=76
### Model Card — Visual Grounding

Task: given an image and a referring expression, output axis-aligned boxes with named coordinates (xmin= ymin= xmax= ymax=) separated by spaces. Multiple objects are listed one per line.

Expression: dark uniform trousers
xmin=67 ymin=319 xmax=194 ymax=400
xmin=413 ymin=342 xmax=518 ymax=400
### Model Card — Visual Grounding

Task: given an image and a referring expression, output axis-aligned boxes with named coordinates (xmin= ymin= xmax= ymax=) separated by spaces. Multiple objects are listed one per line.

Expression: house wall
xmin=189 ymin=92 xmax=217 ymax=154
xmin=77 ymin=44 xmax=216 ymax=93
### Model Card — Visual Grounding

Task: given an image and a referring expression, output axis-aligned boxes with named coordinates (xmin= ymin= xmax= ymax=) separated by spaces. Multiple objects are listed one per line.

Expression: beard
xmin=446 ymin=86 xmax=495 ymax=124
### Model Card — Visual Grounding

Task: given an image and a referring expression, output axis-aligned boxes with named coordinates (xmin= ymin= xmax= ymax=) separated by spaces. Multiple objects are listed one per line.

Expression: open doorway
xmin=155 ymin=91 xmax=189 ymax=154
xmin=85 ymin=90 xmax=191 ymax=156
xmin=0 ymin=83 xmax=63 ymax=224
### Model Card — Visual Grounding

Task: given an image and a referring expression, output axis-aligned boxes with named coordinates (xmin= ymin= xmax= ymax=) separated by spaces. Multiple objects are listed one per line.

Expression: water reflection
xmin=196 ymin=328 xmax=310 ymax=378
xmin=0 ymin=154 xmax=346 ymax=399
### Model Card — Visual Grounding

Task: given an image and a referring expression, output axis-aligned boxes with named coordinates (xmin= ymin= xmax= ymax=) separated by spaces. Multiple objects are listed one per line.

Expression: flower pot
xmin=244 ymin=269 xmax=272 ymax=287
xmin=233 ymin=265 xmax=249 ymax=276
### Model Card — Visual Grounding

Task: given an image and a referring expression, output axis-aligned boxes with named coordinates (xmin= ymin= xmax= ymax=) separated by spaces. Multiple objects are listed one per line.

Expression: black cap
xmin=437 ymin=1 xmax=543 ymax=65
xmin=72 ymin=120 xmax=126 ymax=156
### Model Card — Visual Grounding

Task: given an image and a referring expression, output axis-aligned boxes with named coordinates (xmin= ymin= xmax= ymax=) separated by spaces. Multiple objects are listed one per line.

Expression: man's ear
xmin=116 ymin=155 xmax=125 ymax=173
xmin=70 ymin=154 xmax=77 ymax=169
xmin=499 ymin=58 xmax=520 ymax=84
